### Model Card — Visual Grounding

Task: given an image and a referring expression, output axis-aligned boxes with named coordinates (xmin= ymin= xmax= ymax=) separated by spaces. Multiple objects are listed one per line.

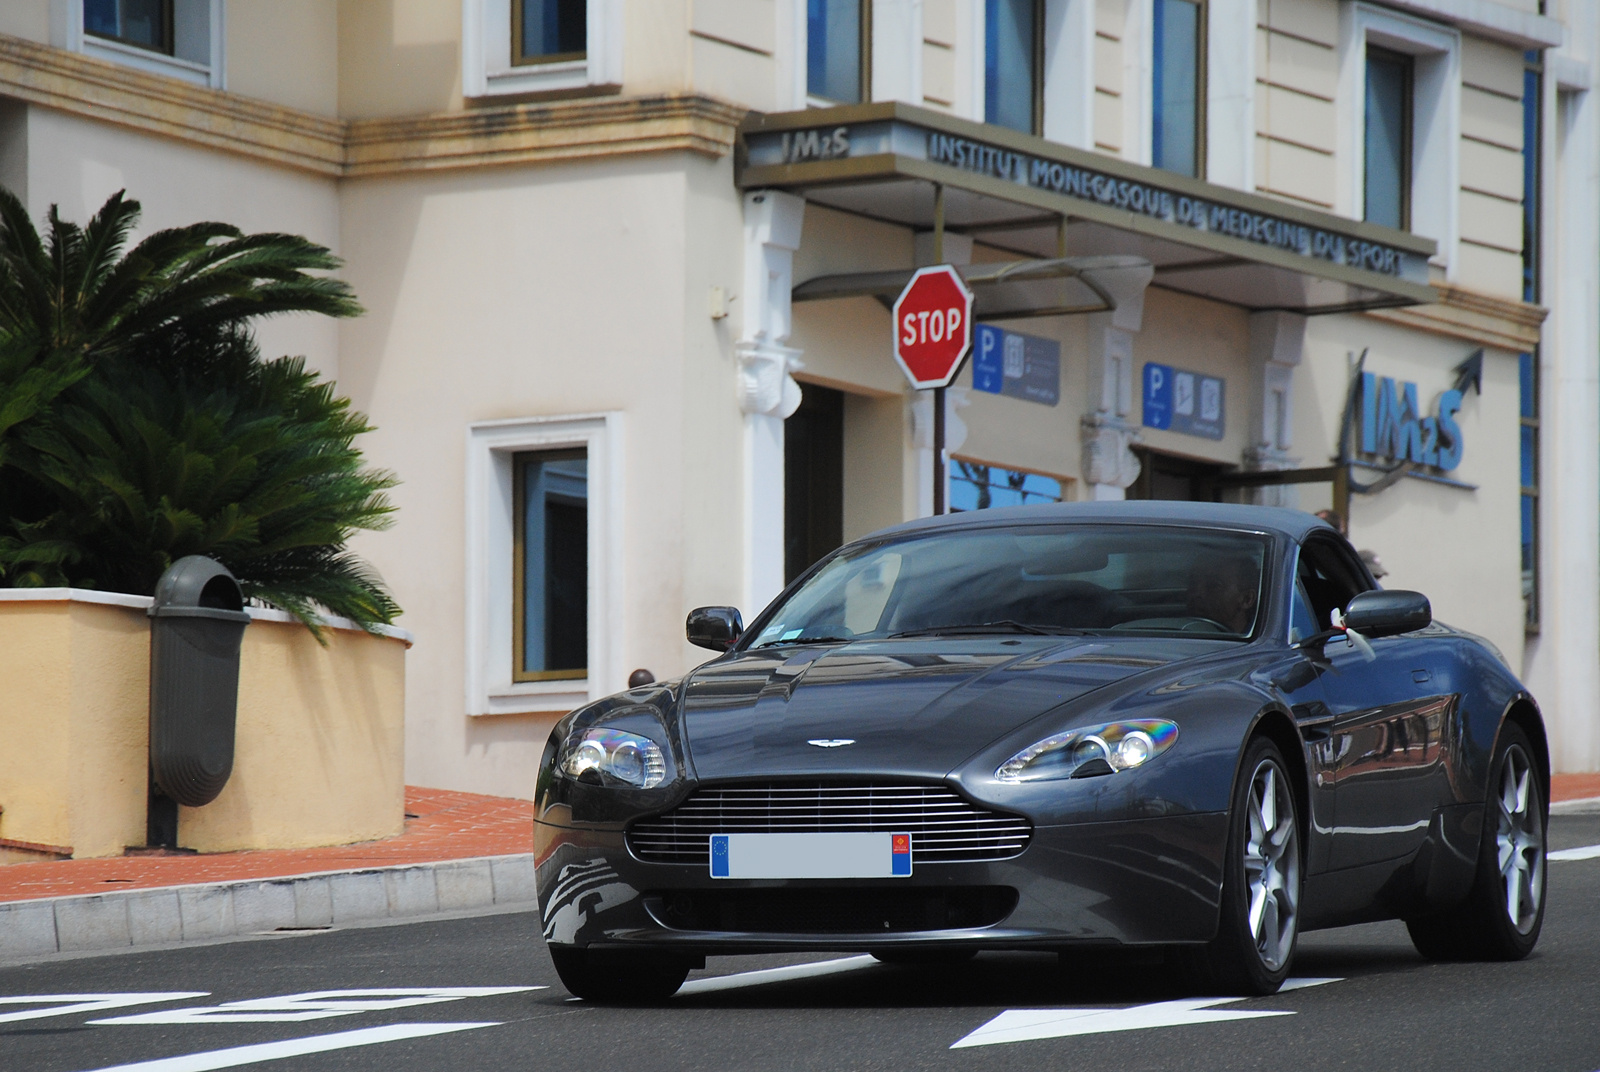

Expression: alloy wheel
xmin=1243 ymin=760 xmax=1299 ymax=971
xmin=1495 ymin=744 xmax=1545 ymax=934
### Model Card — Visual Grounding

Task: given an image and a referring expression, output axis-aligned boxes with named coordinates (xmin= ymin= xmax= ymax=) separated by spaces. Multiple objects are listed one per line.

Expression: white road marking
xmin=91 ymin=987 xmax=540 ymax=1025
xmin=676 ymin=955 xmax=879 ymax=996
xmin=1550 ymin=844 xmax=1600 ymax=861
xmin=73 ymin=1022 xmax=497 ymax=1072
xmin=0 ymin=994 xmax=208 ymax=1025
xmin=950 ymin=978 xmax=1342 ymax=1049
xmin=1277 ymin=977 xmax=1341 ymax=992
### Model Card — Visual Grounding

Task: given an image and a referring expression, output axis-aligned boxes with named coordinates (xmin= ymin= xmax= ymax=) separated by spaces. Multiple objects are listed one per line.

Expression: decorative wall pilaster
xmin=1244 ymin=311 xmax=1307 ymax=508
xmin=738 ymin=190 xmax=805 ymax=614
xmin=1078 ymin=265 xmax=1153 ymax=499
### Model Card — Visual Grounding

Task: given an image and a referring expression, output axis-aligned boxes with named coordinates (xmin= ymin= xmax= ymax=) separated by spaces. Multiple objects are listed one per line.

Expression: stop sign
xmin=892 ymin=265 xmax=974 ymax=390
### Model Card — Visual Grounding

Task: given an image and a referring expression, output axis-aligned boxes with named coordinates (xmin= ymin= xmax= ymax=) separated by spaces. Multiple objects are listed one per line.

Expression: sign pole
xmin=889 ymin=233 xmax=970 ymax=520
xmin=932 ymin=185 xmax=946 ymax=515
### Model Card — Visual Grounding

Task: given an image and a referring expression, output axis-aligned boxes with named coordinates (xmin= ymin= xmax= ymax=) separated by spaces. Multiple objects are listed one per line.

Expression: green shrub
xmin=0 ymin=189 xmax=399 ymax=634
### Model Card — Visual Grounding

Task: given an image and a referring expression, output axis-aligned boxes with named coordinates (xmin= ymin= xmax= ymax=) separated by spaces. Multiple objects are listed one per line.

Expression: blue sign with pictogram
xmin=972 ymin=324 xmax=1060 ymax=405
xmin=1142 ymin=362 xmax=1225 ymax=440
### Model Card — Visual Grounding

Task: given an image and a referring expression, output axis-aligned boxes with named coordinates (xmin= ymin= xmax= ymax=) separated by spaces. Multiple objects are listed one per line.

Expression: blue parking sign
xmin=1142 ymin=363 xmax=1173 ymax=430
xmin=973 ymin=324 xmax=1005 ymax=394
xmin=972 ymin=324 xmax=1058 ymax=405
xmin=1143 ymin=362 xmax=1224 ymax=440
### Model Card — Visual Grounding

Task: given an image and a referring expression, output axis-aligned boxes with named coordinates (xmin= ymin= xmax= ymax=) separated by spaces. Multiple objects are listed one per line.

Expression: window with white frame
xmin=809 ymin=0 xmax=870 ymax=104
xmin=1339 ymin=5 xmax=1459 ymax=268
xmin=1151 ymin=0 xmax=1204 ymax=177
xmin=986 ymin=0 xmax=1043 ymax=134
xmin=54 ymin=0 xmax=224 ymax=87
xmin=514 ymin=0 xmax=586 ymax=67
xmin=463 ymin=0 xmax=622 ymax=99
xmin=466 ymin=414 xmax=622 ymax=716
xmin=513 ymin=448 xmax=588 ymax=682
xmin=1364 ymin=46 xmax=1413 ymax=229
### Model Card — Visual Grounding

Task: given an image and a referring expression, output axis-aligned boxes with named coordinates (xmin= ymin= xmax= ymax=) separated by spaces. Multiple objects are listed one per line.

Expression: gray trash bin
xmin=148 ymin=557 xmax=251 ymax=820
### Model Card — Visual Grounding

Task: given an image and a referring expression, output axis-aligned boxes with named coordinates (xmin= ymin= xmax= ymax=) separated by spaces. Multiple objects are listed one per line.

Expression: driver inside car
xmin=1185 ymin=555 xmax=1260 ymax=634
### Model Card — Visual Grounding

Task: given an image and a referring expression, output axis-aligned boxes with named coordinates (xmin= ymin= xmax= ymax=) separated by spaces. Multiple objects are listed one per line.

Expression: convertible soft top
xmin=867 ymin=499 xmax=1337 ymax=544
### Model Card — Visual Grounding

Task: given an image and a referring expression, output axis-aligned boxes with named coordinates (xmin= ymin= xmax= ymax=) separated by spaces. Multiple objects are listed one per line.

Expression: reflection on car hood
xmin=679 ymin=637 xmax=1219 ymax=781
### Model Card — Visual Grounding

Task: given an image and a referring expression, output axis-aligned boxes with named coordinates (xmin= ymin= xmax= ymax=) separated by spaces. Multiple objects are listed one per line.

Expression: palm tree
xmin=0 ymin=188 xmax=357 ymax=459
xmin=0 ymin=188 xmax=399 ymax=633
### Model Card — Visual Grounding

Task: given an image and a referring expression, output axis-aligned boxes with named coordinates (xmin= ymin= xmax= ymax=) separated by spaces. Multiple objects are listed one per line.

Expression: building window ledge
xmin=52 ymin=0 xmax=225 ymax=89
xmin=462 ymin=0 xmax=623 ymax=101
xmin=465 ymin=413 xmax=623 ymax=719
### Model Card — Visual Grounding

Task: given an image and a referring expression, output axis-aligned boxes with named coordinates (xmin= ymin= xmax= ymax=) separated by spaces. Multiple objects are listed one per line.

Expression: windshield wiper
xmin=890 ymin=621 xmax=1085 ymax=638
xmin=752 ymin=634 xmax=856 ymax=649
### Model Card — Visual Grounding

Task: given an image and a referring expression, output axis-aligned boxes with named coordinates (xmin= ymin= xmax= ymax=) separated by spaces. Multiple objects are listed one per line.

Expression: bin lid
xmin=149 ymin=556 xmax=252 ymax=622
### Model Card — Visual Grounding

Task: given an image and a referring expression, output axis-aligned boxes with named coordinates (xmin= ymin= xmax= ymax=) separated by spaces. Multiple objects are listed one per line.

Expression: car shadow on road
xmin=647 ymin=936 xmax=1428 ymax=1011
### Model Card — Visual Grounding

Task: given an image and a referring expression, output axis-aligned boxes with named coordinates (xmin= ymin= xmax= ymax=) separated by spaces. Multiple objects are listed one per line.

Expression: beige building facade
xmin=0 ymin=0 xmax=1595 ymax=798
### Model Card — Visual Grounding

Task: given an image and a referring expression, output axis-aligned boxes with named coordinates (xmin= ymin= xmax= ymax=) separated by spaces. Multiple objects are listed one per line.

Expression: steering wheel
xmin=1180 ymin=617 xmax=1231 ymax=633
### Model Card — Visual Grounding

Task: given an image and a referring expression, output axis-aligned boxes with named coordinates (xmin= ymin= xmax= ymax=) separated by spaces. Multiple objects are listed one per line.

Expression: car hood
xmin=678 ymin=636 xmax=1223 ymax=781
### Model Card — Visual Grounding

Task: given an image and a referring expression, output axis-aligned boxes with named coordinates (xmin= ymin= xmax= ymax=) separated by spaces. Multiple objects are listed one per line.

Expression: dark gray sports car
xmin=534 ymin=502 xmax=1548 ymax=1001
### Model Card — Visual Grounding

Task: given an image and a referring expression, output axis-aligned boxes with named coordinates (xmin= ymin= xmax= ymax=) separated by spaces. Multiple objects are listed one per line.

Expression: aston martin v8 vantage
xmin=534 ymin=502 xmax=1548 ymax=1000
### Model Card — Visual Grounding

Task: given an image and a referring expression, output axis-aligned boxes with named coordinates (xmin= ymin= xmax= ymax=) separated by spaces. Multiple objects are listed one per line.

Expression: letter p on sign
xmin=892 ymin=265 xmax=975 ymax=389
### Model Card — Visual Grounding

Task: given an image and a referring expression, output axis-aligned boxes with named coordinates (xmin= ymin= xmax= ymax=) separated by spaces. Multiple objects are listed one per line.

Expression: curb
xmin=1553 ymin=796 xmax=1600 ymax=815
xmin=0 ymin=853 xmax=536 ymax=965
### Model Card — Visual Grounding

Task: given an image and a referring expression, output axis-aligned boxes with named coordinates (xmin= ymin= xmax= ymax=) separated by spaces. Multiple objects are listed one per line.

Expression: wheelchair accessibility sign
xmin=1142 ymin=362 xmax=1225 ymax=440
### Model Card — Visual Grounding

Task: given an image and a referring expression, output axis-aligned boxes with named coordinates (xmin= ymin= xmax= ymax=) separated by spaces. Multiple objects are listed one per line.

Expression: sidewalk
xmin=0 ymin=787 xmax=536 ymax=964
xmin=1553 ymin=773 xmax=1600 ymax=812
xmin=0 ymin=787 xmax=532 ymax=903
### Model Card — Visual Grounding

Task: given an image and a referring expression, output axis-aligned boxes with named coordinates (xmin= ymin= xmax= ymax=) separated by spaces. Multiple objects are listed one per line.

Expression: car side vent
xmin=627 ymin=782 xmax=1032 ymax=865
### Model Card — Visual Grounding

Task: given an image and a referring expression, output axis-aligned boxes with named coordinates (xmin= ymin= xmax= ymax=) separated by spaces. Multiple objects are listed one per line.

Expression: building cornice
xmin=344 ymin=95 xmax=748 ymax=177
xmin=0 ymin=34 xmax=746 ymax=180
xmin=1370 ymin=0 xmax=1563 ymax=49
xmin=1366 ymin=284 xmax=1547 ymax=351
xmin=0 ymin=33 xmax=346 ymax=175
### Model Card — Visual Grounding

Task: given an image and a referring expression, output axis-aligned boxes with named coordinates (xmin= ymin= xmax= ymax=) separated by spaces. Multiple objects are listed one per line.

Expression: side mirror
xmin=687 ymin=606 xmax=743 ymax=652
xmin=1343 ymin=590 xmax=1431 ymax=639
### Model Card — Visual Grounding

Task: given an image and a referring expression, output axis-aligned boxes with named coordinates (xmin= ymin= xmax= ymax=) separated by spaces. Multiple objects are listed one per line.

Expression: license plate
xmin=710 ymin=832 xmax=912 ymax=879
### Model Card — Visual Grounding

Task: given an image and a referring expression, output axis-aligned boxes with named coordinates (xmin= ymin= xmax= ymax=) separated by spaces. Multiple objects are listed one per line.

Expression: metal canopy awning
xmin=792 ymin=254 xmax=1154 ymax=323
xmin=739 ymin=103 xmax=1439 ymax=315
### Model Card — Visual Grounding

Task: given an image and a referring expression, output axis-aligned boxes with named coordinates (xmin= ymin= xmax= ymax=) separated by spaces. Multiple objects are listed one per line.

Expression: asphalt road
xmin=5 ymin=813 xmax=1599 ymax=1072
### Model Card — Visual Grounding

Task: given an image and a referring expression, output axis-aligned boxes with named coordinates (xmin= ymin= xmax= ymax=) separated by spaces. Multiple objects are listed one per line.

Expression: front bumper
xmin=534 ymin=811 xmax=1227 ymax=952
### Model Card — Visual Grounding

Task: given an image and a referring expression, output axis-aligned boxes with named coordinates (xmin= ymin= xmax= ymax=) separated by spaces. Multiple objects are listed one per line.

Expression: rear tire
xmin=1185 ymin=736 xmax=1302 ymax=996
xmin=548 ymin=945 xmax=692 ymax=1003
xmin=1406 ymin=722 xmax=1546 ymax=962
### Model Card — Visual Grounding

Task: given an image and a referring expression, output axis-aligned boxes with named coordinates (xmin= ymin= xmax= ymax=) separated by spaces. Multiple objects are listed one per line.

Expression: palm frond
xmin=1 ymin=190 xmax=394 ymax=634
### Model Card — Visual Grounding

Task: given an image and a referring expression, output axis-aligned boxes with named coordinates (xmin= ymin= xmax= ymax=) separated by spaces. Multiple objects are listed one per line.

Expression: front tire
xmin=1406 ymin=722 xmax=1546 ymax=961
xmin=548 ymin=945 xmax=692 ymax=1003
xmin=1187 ymin=736 xmax=1302 ymax=995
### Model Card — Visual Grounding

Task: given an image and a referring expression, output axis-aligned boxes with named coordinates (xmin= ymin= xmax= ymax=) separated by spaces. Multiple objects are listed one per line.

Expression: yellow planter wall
xmin=0 ymin=592 xmax=407 ymax=860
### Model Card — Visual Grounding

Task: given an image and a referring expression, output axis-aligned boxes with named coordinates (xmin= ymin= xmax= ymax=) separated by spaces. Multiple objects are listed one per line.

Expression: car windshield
xmin=748 ymin=525 xmax=1271 ymax=647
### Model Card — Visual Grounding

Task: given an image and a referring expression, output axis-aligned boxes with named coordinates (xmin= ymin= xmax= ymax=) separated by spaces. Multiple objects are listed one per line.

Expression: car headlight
xmin=996 ymin=719 xmax=1179 ymax=783
xmin=558 ymin=728 xmax=668 ymax=789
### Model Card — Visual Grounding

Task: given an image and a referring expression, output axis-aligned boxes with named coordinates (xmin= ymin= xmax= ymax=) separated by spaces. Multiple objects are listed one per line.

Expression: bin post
xmin=146 ymin=556 xmax=251 ymax=849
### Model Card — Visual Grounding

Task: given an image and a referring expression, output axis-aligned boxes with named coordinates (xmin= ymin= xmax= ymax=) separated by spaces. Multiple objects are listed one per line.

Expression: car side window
xmin=1296 ymin=537 xmax=1370 ymax=631
xmin=1289 ymin=578 xmax=1319 ymax=643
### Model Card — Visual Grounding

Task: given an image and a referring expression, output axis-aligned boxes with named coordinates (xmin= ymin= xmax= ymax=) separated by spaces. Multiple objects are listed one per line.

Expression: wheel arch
xmin=1246 ymin=706 xmax=1311 ymax=849
xmin=1499 ymin=693 xmax=1551 ymax=813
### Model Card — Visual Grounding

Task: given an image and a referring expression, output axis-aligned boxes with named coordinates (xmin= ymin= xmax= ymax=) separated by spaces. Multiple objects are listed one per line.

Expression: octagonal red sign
xmin=892 ymin=265 xmax=975 ymax=390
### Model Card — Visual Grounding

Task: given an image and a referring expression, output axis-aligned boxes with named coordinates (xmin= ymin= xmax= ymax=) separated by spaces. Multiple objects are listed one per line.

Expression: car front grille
xmin=626 ymin=782 xmax=1032 ymax=865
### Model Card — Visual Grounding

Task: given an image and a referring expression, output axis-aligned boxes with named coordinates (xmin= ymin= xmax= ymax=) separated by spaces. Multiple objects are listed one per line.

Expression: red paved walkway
xmin=1554 ymin=773 xmax=1600 ymax=803
xmin=0 ymin=777 xmax=1595 ymax=907
xmin=0 ymin=787 xmax=532 ymax=904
